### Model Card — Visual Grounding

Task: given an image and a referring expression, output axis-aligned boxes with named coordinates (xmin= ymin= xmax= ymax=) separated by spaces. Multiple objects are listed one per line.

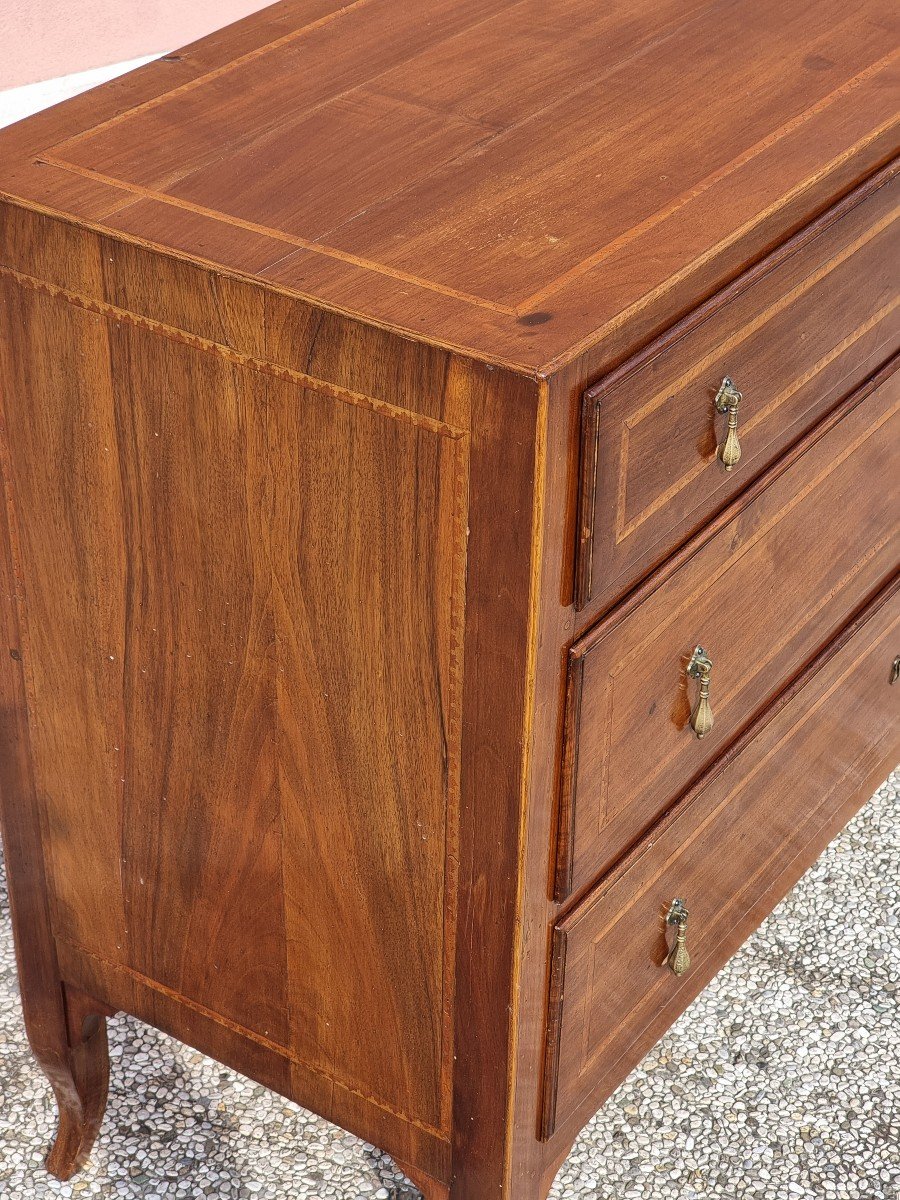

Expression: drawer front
xmin=557 ymin=360 xmax=900 ymax=899
xmin=543 ymin=574 xmax=900 ymax=1139
xmin=574 ymin=163 xmax=900 ymax=616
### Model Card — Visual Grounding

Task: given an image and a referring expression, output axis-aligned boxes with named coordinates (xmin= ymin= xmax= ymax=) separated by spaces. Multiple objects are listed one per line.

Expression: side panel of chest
xmin=0 ymin=266 xmax=468 ymax=1138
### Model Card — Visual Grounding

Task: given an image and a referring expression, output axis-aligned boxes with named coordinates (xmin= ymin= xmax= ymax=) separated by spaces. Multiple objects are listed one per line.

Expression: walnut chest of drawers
xmin=0 ymin=2 xmax=898 ymax=1197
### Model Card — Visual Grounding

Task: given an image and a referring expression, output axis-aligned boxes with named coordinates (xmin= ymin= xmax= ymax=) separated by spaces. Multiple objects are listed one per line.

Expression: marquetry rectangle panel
xmin=0 ymin=270 xmax=468 ymax=1133
xmin=43 ymin=0 xmax=893 ymax=312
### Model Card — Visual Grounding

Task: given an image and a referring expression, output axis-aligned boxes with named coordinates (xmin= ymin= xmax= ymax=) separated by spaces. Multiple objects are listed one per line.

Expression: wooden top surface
xmin=1 ymin=0 xmax=898 ymax=373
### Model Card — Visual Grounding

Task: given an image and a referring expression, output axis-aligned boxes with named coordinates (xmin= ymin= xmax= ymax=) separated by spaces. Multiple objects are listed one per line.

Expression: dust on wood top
xmin=0 ymin=0 xmax=897 ymax=373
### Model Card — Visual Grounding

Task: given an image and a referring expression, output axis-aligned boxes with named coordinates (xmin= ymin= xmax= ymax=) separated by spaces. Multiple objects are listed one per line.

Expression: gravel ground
xmin=0 ymin=769 xmax=897 ymax=1200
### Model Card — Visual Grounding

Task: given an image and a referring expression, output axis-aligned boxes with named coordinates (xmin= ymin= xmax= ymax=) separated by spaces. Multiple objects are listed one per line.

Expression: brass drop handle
xmin=891 ymin=656 xmax=900 ymax=685
xmin=687 ymin=645 xmax=714 ymax=738
xmin=666 ymin=898 xmax=691 ymax=976
xmin=714 ymin=376 xmax=742 ymax=471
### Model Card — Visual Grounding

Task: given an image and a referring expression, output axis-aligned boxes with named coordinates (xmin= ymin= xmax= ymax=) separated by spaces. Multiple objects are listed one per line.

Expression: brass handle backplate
xmin=687 ymin=645 xmax=714 ymax=738
xmin=714 ymin=377 xmax=742 ymax=471
xmin=891 ymin=656 xmax=900 ymax=685
xmin=666 ymin=898 xmax=691 ymax=976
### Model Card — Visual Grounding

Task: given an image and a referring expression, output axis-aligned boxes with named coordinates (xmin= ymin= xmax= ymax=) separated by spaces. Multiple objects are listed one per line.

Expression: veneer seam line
xmin=36 ymin=41 xmax=897 ymax=322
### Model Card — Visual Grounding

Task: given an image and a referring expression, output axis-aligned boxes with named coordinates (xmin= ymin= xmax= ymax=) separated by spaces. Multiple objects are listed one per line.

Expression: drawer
xmin=557 ymin=359 xmax=900 ymax=899
xmin=543 ymin=573 xmax=900 ymax=1140
xmin=574 ymin=163 xmax=900 ymax=617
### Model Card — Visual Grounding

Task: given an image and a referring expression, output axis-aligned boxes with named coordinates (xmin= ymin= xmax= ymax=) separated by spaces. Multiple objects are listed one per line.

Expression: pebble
xmin=0 ymin=772 xmax=897 ymax=1199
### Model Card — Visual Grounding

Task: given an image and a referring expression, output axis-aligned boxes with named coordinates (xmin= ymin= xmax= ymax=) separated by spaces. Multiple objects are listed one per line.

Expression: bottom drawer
xmin=542 ymin=575 xmax=900 ymax=1139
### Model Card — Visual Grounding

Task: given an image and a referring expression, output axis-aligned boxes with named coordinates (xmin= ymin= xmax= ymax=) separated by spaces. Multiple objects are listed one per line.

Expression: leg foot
xmin=42 ymin=986 xmax=114 ymax=1181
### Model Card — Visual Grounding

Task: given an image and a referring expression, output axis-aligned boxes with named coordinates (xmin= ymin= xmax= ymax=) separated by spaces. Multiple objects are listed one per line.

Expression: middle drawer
xmin=555 ymin=359 xmax=899 ymax=900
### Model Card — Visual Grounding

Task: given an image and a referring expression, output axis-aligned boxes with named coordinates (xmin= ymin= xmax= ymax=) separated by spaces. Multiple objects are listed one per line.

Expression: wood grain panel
xmin=46 ymin=0 xmax=517 ymax=195
xmin=558 ymin=361 xmax=900 ymax=899
xmin=0 ymin=203 xmax=467 ymax=428
xmin=0 ymin=290 xmax=88 ymax=1183
xmin=449 ymin=364 xmax=543 ymax=1197
xmin=369 ymin=0 xmax=718 ymax=129
xmin=575 ymin=166 xmax=900 ymax=613
xmin=163 ymin=89 xmax=494 ymax=242
xmin=0 ymin=2 xmax=898 ymax=1194
xmin=44 ymin=0 xmax=895 ymax=310
xmin=0 ymin=272 xmax=468 ymax=1133
xmin=545 ymin=573 xmax=900 ymax=1136
xmin=52 ymin=938 xmax=452 ymax=1182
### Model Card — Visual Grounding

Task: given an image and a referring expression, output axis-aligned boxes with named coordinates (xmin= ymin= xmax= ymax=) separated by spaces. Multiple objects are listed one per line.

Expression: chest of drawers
xmin=0 ymin=3 xmax=897 ymax=1197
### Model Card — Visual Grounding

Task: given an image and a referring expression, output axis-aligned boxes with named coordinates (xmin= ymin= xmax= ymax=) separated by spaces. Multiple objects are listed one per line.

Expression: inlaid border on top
xmin=34 ymin=14 xmax=900 ymax=318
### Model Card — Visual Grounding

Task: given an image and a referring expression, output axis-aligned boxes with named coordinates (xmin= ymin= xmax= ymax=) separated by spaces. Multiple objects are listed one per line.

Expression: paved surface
xmin=0 ymin=771 xmax=897 ymax=1199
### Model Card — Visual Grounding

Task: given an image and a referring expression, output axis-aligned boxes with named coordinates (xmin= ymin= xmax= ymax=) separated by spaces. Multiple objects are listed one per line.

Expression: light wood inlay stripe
xmin=33 ymin=158 xmax=522 ymax=316
xmin=617 ymin=293 xmax=899 ymax=543
xmin=47 ymin=0 xmax=380 ymax=152
xmin=54 ymin=934 xmax=450 ymax=1138
xmin=0 ymin=264 xmax=467 ymax=438
xmin=590 ymin=395 xmax=899 ymax=839
xmin=547 ymin=112 xmax=899 ymax=372
xmin=518 ymin=48 xmax=900 ymax=313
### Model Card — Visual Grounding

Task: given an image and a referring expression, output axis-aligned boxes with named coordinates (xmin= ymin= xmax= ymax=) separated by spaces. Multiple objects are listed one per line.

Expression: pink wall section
xmin=0 ymin=1 xmax=273 ymax=90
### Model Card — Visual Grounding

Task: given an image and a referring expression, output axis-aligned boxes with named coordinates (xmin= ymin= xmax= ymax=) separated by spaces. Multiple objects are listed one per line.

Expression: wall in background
xmin=0 ymin=0 xmax=272 ymax=90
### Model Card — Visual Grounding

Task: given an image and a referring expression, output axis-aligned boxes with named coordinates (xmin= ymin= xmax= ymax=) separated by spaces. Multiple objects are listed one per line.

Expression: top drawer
xmin=574 ymin=163 xmax=900 ymax=617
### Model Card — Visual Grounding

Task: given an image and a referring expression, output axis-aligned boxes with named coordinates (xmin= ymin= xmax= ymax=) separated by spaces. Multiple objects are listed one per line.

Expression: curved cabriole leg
xmin=0 ymin=489 xmax=113 ymax=1180
xmin=41 ymin=985 xmax=113 ymax=1181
